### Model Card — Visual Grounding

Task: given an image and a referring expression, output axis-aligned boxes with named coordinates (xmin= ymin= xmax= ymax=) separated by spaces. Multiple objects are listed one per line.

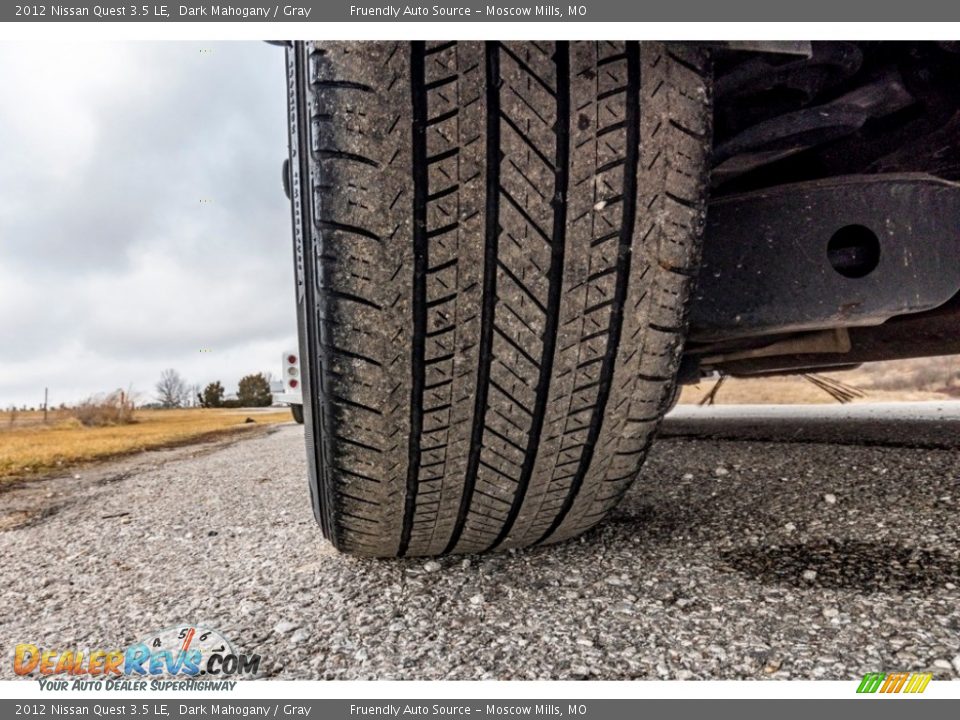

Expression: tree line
xmin=155 ymin=369 xmax=273 ymax=409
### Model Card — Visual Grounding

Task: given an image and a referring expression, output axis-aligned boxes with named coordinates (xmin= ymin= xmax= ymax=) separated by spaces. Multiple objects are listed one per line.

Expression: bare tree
xmin=156 ymin=369 xmax=189 ymax=408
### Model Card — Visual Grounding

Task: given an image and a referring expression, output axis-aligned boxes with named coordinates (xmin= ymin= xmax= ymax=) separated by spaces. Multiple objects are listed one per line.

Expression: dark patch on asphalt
xmin=598 ymin=503 xmax=658 ymax=529
xmin=721 ymin=539 xmax=960 ymax=593
xmin=93 ymin=471 xmax=133 ymax=487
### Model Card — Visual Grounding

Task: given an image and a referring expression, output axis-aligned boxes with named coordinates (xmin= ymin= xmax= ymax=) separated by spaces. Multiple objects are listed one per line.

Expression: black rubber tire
xmin=287 ymin=41 xmax=711 ymax=557
xmin=290 ymin=404 xmax=304 ymax=424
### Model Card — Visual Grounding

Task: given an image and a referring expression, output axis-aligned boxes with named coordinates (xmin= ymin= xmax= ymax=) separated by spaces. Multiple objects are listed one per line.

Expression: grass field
xmin=2 ymin=356 xmax=956 ymax=480
xmin=677 ymin=376 xmax=947 ymax=405
xmin=680 ymin=355 xmax=960 ymax=405
xmin=0 ymin=408 xmax=293 ymax=480
xmin=678 ymin=356 xmax=959 ymax=405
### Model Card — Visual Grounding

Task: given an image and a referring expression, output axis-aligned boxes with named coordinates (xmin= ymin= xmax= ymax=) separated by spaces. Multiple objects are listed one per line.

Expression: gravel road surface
xmin=2 ymin=406 xmax=959 ymax=680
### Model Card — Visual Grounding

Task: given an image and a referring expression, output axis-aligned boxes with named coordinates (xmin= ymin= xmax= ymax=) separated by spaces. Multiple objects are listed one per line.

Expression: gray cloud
xmin=0 ymin=42 xmax=298 ymax=406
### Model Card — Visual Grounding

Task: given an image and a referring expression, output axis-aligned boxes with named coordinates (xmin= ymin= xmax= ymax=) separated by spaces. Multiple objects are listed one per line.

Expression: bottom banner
xmin=2 ymin=699 xmax=958 ymax=720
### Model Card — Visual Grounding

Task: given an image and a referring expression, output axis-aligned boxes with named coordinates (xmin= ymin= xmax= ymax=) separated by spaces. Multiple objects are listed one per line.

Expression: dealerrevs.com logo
xmin=14 ymin=625 xmax=261 ymax=691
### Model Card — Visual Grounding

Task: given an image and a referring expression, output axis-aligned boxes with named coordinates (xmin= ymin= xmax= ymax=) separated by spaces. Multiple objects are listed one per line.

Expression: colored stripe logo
xmin=857 ymin=672 xmax=932 ymax=694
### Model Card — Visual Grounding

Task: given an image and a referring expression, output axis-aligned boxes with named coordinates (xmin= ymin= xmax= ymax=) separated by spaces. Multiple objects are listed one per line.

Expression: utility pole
xmin=43 ymin=387 xmax=48 ymax=424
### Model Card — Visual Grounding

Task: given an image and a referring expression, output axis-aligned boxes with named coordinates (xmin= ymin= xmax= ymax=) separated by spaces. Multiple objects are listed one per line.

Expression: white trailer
xmin=274 ymin=350 xmax=304 ymax=423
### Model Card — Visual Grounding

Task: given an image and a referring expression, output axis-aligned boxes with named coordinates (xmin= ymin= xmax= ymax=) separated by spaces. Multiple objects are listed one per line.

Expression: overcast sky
xmin=0 ymin=42 xmax=297 ymax=408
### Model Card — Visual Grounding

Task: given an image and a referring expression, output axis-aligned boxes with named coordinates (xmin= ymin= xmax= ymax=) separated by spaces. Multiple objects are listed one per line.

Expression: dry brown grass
xmin=678 ymin=355 xmax=960 ymax=406
xmin=850 ymin=356 xmax=960 ymax=397
xmin=0 ymin=408 xmax=292 ymax=480
xmin=70 ymin=391 xmax=136 ymax=427
xmin=678 ymin=370 xmax=951 ymax=406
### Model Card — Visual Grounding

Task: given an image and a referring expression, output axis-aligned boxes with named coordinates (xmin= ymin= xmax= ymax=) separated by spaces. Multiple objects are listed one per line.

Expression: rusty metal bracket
xmin=688 ymin=173 xmax=960 ymax=342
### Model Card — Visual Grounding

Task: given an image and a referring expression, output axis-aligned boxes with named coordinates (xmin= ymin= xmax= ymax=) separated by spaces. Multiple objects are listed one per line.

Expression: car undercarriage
xmin=685 ymin=41 xmax=960 ymax=383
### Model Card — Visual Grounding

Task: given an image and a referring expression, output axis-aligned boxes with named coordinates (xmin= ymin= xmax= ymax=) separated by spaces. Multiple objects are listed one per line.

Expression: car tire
xmin=290 ymin=404 xmax=304 ymax=424
xmin=287 ymin=41 xmax=712 ymax=556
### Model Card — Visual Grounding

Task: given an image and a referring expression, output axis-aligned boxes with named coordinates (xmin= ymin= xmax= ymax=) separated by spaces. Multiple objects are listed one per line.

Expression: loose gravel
xmin=1 ymin=417 xmax=958 ymax=680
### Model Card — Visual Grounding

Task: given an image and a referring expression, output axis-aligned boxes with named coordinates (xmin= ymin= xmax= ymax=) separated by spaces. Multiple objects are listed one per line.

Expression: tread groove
xmin=398 ymin=41 xmax=428 ymax=557
xmin=312 ymin=79 xmax=375 ymax=92
xmin=443 ymin=41 xmax=501 ymax=555
xmin=314 ymin=148 xmax=380 ymax=167
xmin=535 ymin=41 xmax=641 ymax=546
xmin=488 ymin=41 xmax=570 ymax=552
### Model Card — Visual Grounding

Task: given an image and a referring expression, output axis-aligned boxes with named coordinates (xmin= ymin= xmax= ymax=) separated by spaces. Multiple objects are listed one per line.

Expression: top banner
xmin=7 ymin=0 xmax=960 ymax=22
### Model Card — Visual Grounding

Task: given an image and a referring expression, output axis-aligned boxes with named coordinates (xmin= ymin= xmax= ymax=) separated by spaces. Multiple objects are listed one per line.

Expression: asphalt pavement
xmin=1 ymin=404 xmax=958 ymax=680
